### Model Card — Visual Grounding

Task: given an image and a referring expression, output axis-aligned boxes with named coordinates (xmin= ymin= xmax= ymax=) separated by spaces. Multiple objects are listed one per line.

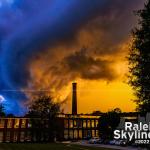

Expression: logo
xmin=113 ymin=113 xmax=150 ymax=144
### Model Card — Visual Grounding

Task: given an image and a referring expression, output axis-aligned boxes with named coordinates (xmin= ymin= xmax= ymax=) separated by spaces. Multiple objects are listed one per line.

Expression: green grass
xmin=0 ymin=143 xmax=115 ymax=150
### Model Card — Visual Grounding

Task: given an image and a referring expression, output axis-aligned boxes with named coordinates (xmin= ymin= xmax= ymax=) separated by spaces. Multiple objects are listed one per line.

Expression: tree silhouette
xmin=129 ymin=1 xmax=150 ymax=113
xmin=27 ymin=95 xmax=60 ymax=118
xmin=92 ymin=110 xmax=102 ymax=115
xmin=26 ymin=95 xmax=63 ymax=142
xmin=0 ymin=104 xmax=5 ymax=117
xmin=98 ymin=108 xmax=121 ymax=139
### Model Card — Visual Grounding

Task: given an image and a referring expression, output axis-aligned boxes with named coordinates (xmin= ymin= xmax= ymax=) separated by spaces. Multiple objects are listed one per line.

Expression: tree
xmin=26 ymin=95 xmax=63 ymax=142
xmin=98 ymin=108 xmax=121 ymax=139
xmin=113 ymin=108 xmax=122 ymax=113
xmin=27 ymin=95 xmax=60 ymax=118
xmin=128 ymin=1 xmax=150 ymax=113
xmin=7 ymin=114 xmax=15 ymax=117
xmin=92 ymin=110 xmax=102 ymax=115
xmin=0 ymin=104 xmax=5 ymax=117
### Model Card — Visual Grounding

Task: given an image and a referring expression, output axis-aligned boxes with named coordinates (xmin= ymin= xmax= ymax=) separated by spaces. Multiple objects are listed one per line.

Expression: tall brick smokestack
xmin=72 ymin=82 xmax=77 ymax=115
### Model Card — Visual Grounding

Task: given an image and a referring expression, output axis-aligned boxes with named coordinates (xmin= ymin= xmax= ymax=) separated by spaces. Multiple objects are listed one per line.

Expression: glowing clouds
xmin=0 ymin=0 xmax=145 ymax=114
xmin=62 ymin=49 xmax=116 ymax=81
xmin=0 ymin=95 xmax=5 ymax=103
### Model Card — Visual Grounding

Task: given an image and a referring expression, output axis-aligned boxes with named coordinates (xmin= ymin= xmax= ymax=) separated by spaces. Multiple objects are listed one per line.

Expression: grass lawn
xmin=0 ymin=143 xmax=116 ymax=150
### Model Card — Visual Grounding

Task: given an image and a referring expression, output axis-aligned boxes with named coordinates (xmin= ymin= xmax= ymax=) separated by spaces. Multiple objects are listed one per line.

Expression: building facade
xmin=0 ymin=114 xmax=99 ymax=142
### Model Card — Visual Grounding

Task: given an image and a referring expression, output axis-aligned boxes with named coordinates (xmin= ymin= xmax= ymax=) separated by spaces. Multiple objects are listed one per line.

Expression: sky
xmin=0 ymin=0 xmax=146 ymax=115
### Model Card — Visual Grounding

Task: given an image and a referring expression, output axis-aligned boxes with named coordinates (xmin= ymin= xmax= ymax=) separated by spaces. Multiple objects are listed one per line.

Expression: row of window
xmin=0 ymin=131 xmax=31 ymax=142
xmin=0 ymin=119 xmax=27 ymax=129
xmin=64 ymin=129 xmax=99 ymax=139
xmin=64 ymin=119 xmax=99 ymax=128
xmin=0 ymin=118 xmax=99 ymax=129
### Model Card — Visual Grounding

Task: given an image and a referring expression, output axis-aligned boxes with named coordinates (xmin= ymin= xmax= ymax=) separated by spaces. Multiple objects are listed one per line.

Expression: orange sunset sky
xmin=60 ymin=47 xmax=136 ymax=114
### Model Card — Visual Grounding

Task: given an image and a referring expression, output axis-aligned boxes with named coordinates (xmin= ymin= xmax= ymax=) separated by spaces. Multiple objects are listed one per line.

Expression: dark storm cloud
xmin=62 ymin=49 xmax=116 ymax=80
xmin=0 ymin=0 xmax=145 ymax=114
xmin=1 ymin=0 xmax=108 ymax=89
xmin=78 ymin=0 xmax=145 ymax=55
xmin=1 ymin=0 xmax=145 ymax=88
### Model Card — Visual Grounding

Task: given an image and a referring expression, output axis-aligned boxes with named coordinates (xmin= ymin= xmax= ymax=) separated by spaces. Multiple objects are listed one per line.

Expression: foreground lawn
xmin=0 ymin=143 xmax=115 ymax=150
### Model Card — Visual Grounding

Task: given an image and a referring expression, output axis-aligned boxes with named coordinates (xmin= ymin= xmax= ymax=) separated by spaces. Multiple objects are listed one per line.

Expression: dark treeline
xmin=129 ymin=0 xmax=150 ymax=113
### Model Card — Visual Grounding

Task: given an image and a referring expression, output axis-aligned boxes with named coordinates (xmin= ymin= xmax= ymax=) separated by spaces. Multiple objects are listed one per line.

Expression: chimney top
xmin=72 ymin=82 xmax=77 ymax=115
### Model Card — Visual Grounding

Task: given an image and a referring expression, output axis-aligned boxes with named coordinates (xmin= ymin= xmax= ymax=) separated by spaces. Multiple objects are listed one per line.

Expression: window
xmin=64 ymin=119 xmax=69 ymax=128
xmin=74 ymin=130 xmax=78 ymax=139
xmin=0 ymin=132 xmax=3 ymax=142
xmin=6 ymin=131 xmax=10 ymax=142
xmin=64 ymin=130 xmax=68 ymax=139
xmin=87 ymin=120 xmax=91 ymax=128
xmin=7 ymin=119 xmax=13 ymax=128
xmin=14 ymin=119 xmax=19 ymax=128
xmin=69 ymin=120 xmax=73 ymax=128
xmin=0 ymin=119 xmax=5 ymax=128
xmin=78 ymin=130 xmax=82 ymax=139
xmin=83 ymin=120 xmax=87 ymax=128
xmin=92 ymin=130 xmax=96 ymax=137
xmin=68 ymin=130 xmax=73 ymax=139
xmin=20 ymin=132 xmax=25 ymax=142
xmin=21 ymin=119 xmax=26 ymax=128
xmin=91 ymin=120 xmax=95 ymax=128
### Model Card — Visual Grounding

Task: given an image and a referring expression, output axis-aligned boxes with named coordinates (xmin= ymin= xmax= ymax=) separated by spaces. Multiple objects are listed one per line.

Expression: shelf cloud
xmin=0 ymin=0 xmax=145 ymax=114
